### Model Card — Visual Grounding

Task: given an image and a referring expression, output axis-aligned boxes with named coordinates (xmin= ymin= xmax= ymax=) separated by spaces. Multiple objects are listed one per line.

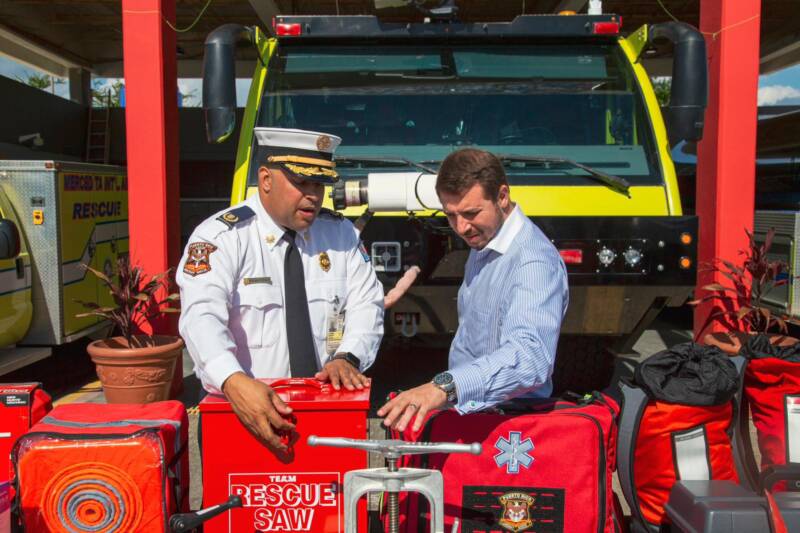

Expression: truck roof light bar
xmin=272 ymin=15 xmax=621 ymax=40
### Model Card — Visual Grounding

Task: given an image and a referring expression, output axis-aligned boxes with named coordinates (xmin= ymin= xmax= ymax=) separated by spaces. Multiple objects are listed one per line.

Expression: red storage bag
xmin=741 ymin=334 xmax=800 ymax=487
xmin=390 ymin=392 xmax=621 ymax=533
xmin=617 ymin=343 xmax=745 ymax=531
xmin=12 ymin=401 xmax=188 ymax=533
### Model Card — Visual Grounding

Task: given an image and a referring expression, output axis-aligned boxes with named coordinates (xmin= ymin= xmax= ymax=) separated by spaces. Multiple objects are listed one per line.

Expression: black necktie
xmin=283 ymin=230 xmax=318 ymax=376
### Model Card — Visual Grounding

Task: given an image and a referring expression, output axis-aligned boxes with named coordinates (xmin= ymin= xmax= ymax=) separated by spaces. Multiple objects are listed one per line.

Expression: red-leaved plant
xmin=689 ymin=227 xmax=789 ymax=338
xmin=75 ymin=255 xmax=180 ymax=348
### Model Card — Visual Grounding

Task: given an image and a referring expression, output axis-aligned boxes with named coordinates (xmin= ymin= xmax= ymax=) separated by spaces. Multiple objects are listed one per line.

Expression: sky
xmin=2 ymin=52 xmax=800 ymax=107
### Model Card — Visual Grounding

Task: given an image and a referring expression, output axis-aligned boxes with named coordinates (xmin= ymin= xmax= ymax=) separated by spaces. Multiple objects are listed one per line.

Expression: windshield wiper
xmin=497 ymin=154 xmax=631 ymax=197
xmin=335 ymin=156 xmax=437 ymax=175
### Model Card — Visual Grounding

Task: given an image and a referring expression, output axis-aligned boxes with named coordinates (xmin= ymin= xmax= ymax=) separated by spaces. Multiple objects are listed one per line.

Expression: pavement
xmin=37 ymin=313 xmax=761 ymax=521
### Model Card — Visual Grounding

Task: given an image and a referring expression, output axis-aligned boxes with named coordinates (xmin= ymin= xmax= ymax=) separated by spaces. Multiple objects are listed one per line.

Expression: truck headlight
xmin=623 ymin=247 xmax=643 ymax=267
xmin=597 ymin=246 xmax=617 ymax=267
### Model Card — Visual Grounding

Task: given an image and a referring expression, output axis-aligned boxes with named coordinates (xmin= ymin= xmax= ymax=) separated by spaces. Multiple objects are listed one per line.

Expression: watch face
xmin=433 ymin=372 xmax=453 ymax=386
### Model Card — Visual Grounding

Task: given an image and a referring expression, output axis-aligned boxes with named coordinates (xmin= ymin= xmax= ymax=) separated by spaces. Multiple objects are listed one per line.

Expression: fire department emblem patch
xmin=183 ymin=242 xmax=217 ymax=277
xmin=498 ymin=492 xmax=535 ymax=532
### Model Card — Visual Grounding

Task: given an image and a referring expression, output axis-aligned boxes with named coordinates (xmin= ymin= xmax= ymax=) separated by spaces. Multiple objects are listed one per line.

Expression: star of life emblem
xmin=494 ymin=431 xmax=534 ymax=474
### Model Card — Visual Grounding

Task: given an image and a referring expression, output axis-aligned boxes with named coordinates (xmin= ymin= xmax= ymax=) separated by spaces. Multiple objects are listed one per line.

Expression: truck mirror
xmin=0 ymin=219 xmax=21 ymax=260
xmin=202 ymin=24 xmax=255 ymax=144
xmin=649 ymin=22 xmax=707 ymax=147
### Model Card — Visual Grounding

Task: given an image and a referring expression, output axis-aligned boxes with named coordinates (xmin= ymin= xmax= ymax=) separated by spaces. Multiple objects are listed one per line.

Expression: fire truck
xmin=201 ymin=2 xmax=705 ymax=390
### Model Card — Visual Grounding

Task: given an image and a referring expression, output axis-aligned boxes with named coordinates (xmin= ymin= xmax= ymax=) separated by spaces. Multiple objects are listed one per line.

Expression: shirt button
xmin=469 ymin=401 xmax=477 ymax=408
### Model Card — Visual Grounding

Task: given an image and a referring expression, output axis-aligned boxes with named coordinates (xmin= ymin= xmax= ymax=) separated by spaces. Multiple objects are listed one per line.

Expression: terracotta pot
xmin=87 ymin=335 xmax=183 ymax=404
xmin=703 ymin=331 xmax=798 ymax=356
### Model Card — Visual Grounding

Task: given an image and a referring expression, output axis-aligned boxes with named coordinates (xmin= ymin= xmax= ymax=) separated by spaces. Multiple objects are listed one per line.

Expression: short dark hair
xmin=435 ymin=148 xmax=508 ymax=200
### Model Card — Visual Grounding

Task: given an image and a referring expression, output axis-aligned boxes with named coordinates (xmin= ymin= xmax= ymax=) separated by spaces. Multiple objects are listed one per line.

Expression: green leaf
xmin=133 ymin=293 xmax=150 ymax=302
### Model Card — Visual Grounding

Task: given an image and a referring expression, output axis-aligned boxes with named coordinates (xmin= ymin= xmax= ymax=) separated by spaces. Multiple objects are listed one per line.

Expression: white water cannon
xmin=331 ymin=172 xmax=442 ymax=212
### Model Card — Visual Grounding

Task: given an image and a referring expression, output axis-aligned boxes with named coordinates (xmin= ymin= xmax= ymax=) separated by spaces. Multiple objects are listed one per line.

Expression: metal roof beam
xmin=0 ymin=23 xmax=90 ymax=77
xmin=247 ymin=0 xmax=281 ymax=32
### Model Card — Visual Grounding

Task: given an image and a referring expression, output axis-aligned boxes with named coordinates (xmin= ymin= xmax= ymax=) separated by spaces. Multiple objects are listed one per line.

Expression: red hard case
xmin=199 ymin=378 xmax=369 ymax=533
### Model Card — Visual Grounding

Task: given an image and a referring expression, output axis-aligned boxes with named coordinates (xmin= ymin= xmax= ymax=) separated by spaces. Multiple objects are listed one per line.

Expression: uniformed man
xmin=177 ymin=128 xmax=384 ymax=452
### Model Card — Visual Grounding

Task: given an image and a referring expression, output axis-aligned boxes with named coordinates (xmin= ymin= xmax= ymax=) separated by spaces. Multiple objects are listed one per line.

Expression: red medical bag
xmin=392 ymin=392 xmax=621 ymax=533
xmin=617 ymin=343 xmax=745 ymax=530
xmin=741 ymin=334 xmax=800 ymax=487
xmin=0 ymin=383 xmax=51 ymax=482
xmin=12 ymin=401 xmax=188 ymax=532
xmin=199 ymin=378 xmax=370 ymax=533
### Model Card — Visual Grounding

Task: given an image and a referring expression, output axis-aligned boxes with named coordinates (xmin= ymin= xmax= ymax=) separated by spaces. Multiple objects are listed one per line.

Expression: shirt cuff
xmin=447 ymin=364 xmax=487 ymax=414
xmin=203 ymin=352 xmax=245 ymax=392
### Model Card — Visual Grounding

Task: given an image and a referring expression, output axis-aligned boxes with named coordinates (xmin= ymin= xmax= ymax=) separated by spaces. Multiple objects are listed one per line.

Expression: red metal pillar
xmin=694 ymin=0 xmax=761 ymax=336
xmin=121 ymin=0 xmax=181 ymax=335
xmin=122 ymin=0 xmax=182 ymax=396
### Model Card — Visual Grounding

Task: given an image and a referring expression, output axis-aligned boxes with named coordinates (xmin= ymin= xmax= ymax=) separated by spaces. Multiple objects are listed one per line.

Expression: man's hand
xmin=315 ymin=359 xmax=370 ymax=391
xmin=377 ymin=383 xmax=448 ymax=432
xmin=221 ymin=372 xmax=295 ymax=452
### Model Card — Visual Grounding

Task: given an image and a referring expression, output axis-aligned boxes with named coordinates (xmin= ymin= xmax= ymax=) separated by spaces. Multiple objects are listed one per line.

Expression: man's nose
xmin=456 ymin=217 xmax=472 ymax=235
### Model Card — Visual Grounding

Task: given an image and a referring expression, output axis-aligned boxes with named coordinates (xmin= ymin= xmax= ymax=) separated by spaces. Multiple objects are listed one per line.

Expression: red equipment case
xmin=199 ymin=378 xmax=369 ymax=533
xmin=12 ymin=401 xmax=188 ymax=533
xmin=0 ymin=383 xmax=51 ymax=482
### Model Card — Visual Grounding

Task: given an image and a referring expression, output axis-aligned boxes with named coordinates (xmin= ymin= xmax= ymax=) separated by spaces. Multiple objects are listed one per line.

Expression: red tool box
xmin=200 ymin=378 xmax=370 ymax=533
xmin=0 ymin=383 xmax=51 ymax=481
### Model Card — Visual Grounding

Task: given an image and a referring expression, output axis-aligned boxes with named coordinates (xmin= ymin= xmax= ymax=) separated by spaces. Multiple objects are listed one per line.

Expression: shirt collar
xmin=247 ymin=194 xmax=310 ymax=249
xmin=483 ymin=204 xmax=524 ymax=255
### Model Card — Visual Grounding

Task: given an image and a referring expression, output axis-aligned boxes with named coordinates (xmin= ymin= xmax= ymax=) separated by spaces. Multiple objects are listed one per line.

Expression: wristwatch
xmin=330 ymin=352 xmax=361 ymax=370
xmin=431 ymin=372 xmax=458 ymax=404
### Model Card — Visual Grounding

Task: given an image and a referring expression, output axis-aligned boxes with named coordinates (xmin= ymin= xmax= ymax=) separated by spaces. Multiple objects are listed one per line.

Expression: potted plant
xmin=76 ymin=255 xmax=182 ymax=403
xmin=689 ymin=227 xmax=796 ymax=354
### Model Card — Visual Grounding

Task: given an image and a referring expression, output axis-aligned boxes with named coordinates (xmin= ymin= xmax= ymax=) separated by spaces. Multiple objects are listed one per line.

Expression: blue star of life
xmin=494 ymin=431 xmax=534 ymax=474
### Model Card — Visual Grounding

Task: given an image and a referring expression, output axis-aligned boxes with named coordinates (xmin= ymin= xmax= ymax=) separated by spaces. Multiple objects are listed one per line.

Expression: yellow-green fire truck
xmin=201 ymin=9 xmax=706 ymax=390
xmin=0 ymin=161 xmax=128 ymax=374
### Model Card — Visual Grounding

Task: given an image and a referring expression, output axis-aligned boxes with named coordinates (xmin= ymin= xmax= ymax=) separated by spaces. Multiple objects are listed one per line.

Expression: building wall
xmin=0 ymin=76 xmax=85 ymax=160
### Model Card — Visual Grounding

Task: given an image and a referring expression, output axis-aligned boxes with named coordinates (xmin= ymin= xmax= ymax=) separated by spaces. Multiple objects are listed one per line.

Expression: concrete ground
xmin=31 ymin=312 xmax=762 ymax=524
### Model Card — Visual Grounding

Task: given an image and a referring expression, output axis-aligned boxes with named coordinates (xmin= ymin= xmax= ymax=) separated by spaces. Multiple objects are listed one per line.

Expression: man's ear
xmin=258 ymin=166 xmax=272 ymax=194
xmin=497 ymin=184 xmax=511 ymax=210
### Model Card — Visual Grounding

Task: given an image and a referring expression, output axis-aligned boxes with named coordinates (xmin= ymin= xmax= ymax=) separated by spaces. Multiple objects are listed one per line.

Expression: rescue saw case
xmin=12 ymin=401 xmax=188 ymax=533
xmin=199 ymin=378 xmax=369 ymax=533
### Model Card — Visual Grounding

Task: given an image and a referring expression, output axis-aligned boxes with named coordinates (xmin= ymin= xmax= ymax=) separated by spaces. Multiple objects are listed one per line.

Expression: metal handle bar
xmin=307 ymin=436 xmax=481 ymax=458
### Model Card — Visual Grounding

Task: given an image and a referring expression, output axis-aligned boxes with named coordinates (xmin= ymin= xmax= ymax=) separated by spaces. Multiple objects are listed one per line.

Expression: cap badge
xmin=316 ymin=135 xmax=332 ymax=151
xmin=319 ymin=252 xmax=331 ymax=272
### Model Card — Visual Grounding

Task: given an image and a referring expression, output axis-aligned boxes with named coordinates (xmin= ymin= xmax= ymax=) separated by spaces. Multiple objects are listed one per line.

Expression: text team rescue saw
xmin=201 ymin=0 xmax=706 ymax=391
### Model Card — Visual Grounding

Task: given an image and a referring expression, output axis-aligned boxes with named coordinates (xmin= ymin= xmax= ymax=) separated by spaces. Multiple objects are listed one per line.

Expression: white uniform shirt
xmin=177 ymin=194 xmax=384 ymax=393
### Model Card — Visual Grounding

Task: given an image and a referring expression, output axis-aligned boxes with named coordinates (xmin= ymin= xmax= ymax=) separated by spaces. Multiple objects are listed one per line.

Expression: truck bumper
xmin=365 ymin=215 xmax=698 ymax=339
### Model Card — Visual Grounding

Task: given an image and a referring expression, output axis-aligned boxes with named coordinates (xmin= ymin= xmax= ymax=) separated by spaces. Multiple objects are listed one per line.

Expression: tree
xmin=652 ymin=77 xmax=671 ymax=107
xmin=91 ymin=79 xmax=125 ymax=107
xmin=16 ymin=73 xmax=66 ymax=94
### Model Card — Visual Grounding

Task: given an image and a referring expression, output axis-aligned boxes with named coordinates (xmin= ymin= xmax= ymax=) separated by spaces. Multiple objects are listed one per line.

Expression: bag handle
xmin=270 ymin=378 xmax=324 ymax=390
xmin=730 ymin=355 xmax=761 ymax=491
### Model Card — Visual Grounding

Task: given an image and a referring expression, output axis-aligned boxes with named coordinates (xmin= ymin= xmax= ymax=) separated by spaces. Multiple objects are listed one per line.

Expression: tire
xmin=552 ymin=335 xmax=617 ymax=396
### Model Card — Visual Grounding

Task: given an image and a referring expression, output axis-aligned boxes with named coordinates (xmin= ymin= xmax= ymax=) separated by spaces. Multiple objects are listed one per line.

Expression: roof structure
xmin=0 ymin=0 xmax=797 ymax=78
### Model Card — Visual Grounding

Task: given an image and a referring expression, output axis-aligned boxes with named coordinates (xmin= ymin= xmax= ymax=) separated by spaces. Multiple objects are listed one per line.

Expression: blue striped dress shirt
xmin=448 ymin=204 xmax=569 ymax=414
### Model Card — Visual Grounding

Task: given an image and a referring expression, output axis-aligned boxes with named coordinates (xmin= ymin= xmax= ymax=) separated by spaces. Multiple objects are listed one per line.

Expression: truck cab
xmin=203 ymin=12 xmax=706 ymax=390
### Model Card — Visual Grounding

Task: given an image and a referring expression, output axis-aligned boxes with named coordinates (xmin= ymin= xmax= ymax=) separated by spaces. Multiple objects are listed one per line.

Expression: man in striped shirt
xmin=379 ymin=148 xmax=569 ymax=432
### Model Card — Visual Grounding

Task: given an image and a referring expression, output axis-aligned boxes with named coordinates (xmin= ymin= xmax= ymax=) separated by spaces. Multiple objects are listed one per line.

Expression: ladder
xmin=85 ymin=90 xmax=111 ymax=164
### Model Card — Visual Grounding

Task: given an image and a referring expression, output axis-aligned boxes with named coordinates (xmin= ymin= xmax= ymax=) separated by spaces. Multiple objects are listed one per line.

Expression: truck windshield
xmin=257 ymin=43 xmax=663 ymax=186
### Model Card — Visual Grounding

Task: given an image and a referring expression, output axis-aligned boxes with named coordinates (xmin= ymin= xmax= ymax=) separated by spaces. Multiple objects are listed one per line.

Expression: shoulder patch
xmin=216 ymin=205 xmax=255 ymax=229
xmin=318 ymin=207 xmax=343 ymax=220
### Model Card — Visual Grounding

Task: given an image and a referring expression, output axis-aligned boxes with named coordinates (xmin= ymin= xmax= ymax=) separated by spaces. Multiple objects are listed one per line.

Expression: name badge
xmin=243 ymin=277 xmax=272 ymax=286
xmin=326 ymin=296 xmax=345 ymax=355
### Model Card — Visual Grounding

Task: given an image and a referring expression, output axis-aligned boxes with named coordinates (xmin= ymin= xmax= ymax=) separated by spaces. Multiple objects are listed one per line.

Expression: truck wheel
xmin=552 ymin=336 xmax=616 ymax=395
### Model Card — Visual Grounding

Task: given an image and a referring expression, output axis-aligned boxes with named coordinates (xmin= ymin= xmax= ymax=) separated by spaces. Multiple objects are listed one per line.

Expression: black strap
xmin=618 ymin=382 xmax=658 ymax=532
xmin=283 ymin=230 xmax=318 ymax=377
xmin=729 ymin=355 xmax=761 ymax=491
